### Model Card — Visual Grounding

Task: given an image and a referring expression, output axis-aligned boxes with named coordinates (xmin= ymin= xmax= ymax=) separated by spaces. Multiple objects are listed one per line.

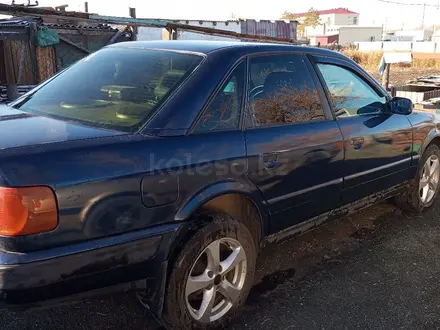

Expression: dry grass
xmin=342 ymin=50 xmax=440 ymax=71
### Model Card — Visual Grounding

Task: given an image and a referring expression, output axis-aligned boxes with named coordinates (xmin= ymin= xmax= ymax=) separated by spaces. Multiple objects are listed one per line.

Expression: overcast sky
xmin=4 ymin=0 xmax=440 ymax=29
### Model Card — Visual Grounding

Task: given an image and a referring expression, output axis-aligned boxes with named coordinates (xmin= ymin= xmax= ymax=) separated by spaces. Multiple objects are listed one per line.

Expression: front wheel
xmin=162 ymin=213 xmax=256 ymax=330
xmin=395 ymin=144 xmax=440 ymax=212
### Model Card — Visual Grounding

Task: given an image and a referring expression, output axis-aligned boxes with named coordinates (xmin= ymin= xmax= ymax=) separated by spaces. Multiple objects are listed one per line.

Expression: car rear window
xmin=10 ymin=47 xmax=203 ymax=132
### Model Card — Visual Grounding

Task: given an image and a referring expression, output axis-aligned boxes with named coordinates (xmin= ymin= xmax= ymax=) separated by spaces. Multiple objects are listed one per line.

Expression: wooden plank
xmin=36 ymin=46 xmax=56 ymax=82
xmin=88 ymin=15 xmax=168 ymax=27
xmin=29 ymin=21 xmax=39 ymax=83
xmin=58 ymin=35 xmax=90 ymax=54
xmin=89 ymin=15 xmax=299 ymax=43
xmin=381 ymin=63 xmax=390 ymax=90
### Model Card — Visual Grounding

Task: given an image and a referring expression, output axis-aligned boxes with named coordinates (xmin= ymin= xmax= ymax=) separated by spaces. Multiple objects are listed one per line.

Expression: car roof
xmin=108 ymin=40 xmax=345 ymax=58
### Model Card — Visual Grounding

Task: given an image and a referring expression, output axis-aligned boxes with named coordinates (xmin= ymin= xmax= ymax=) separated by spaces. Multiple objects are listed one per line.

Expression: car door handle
xmin=351 ymin=137 xmax=364 ymax=145
xmin=261 ymin=153 xmax=279 ymax=169
xmin=350 ymin=137 xmax=364 ymax=149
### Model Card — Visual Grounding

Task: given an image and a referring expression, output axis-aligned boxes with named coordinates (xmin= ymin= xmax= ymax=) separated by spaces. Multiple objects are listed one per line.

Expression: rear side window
xmin=10 ymin=48 xmax=203 ymax=132
xmin=248 ymin=54 xmax=325 ymax=127
xmin=193 ymin=62 xmax=245 ymax=132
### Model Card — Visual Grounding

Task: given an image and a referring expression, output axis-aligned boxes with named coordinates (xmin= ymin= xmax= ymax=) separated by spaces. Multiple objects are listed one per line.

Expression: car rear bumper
xmin=0 ymin=223 xmax=181 ymax=311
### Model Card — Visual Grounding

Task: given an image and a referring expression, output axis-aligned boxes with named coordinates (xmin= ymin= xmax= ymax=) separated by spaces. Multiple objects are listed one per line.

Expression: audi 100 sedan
xmin=0 ymin=41 xmax=439 ymax=329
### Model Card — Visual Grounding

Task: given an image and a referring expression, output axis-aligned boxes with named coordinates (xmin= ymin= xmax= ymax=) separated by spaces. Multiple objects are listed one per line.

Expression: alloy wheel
xmin=420 ymin=154 xmax=440 ymax=204
xmin=185 ymin=237 xmax=247 ymax=324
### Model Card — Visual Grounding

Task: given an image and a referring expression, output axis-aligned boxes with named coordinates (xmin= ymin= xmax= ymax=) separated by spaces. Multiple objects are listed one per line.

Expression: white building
xmin=338 ymin=26 xmax=383 ymax=45
xmin=295 ymin=8 xmax=360 ymax=38
xmin=294 ymin=7 xmax=384 ymax=46
xmin=395 ymin=29 xmax=433 ymax=41
xmin=294 ymin=7 xmax=359 ymax=26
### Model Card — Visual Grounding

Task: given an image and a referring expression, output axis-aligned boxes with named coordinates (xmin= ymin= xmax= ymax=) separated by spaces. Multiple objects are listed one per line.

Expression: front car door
xmin=311 ymin=55 xmax=413 ymax=204
xmin=244 ymin=53 xmax=344 ymax=233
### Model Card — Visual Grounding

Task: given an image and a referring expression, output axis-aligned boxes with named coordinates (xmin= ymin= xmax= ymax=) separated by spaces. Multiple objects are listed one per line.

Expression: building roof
xmin=315 ymin=34 xmax=339 ymax=38
xmin=294 ymin=8 xmax=358 ymax=17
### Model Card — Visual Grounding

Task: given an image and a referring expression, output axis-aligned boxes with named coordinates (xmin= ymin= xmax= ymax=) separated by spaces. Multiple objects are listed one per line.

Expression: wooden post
xmin=167 ymin=28 xmax=177 ymax=40
xmin=7 ymin=84 xmax=18 ymax=101
xmin=29 ymin=21 xmax=40 ymax=84
xmin=129 ymin=7 xmax=137 ymax=35
xmin=129 ymin=7 xmax=136 ymax=18
xmin=382 ymin=63 xmax=391 ymax=91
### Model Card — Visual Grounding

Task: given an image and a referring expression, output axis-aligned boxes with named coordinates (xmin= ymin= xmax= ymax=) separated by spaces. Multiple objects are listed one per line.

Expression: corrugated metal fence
xmin=138 ymin=19 xmax=297 ymax=42
xmin=240 ymin=20 xmax=297 ymax=40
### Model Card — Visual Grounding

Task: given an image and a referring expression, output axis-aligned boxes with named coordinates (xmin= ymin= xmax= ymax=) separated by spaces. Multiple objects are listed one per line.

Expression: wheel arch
xmin=425 ymin=134 xmax=440 ymax=151
xmin=419 ymin=126 xmax=440 ymax=158
xmin=174 ymin=180 xmax=269 ymax=246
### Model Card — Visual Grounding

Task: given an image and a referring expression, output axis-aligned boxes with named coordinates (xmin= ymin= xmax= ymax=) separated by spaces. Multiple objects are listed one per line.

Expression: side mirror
xmin=389 ymin=97 xmax=413 ymax=115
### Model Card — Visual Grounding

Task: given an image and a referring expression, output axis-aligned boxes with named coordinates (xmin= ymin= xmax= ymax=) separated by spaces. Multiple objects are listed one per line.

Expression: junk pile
xmin=395 ymin=75 xmax=440 ymax=112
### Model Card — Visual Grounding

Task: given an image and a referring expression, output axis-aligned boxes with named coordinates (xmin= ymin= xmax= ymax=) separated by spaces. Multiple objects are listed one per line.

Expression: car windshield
xmin=9 ymin=47 xmax=203 ymax=132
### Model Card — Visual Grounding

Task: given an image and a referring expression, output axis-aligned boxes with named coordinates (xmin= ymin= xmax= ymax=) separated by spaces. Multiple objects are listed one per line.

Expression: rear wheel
xmin=395 ymin=144 xmax=440 ymax=212
xmin=162 ymin=213 xmax=256 ymax=330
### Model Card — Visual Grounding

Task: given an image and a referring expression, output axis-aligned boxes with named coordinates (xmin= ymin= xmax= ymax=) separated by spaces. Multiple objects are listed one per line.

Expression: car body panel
xmin=245 ymin=121 xmax=344 ymax=233
xmin=0 ymin=105 xmax=125 ymax=151
xmin=336 ymin=114 xmax=414 ymax=204
xmin=175 ymin=179 xmax=269 ymax=218
xmin=0 ymin=223 xmax=180 ymax=307
xmin=0 ymin=129 xmax=249 ymax=251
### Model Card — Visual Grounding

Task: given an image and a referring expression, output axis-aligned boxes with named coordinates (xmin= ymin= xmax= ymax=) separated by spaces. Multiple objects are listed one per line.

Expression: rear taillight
xmin=0 ymin=186 xmax=58 ymax=236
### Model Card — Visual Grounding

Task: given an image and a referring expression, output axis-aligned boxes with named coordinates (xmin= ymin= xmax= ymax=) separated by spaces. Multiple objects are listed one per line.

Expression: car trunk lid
xmin=0 ymin=104 xmax=126 ymax=150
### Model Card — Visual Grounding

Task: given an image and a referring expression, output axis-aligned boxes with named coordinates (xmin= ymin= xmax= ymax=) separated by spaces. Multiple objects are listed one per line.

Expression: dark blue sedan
xmin=0 ymin=41 xmax=439 ymax=329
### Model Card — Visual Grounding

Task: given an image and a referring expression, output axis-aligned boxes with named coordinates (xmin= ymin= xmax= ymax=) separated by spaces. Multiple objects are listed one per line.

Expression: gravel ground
xmin=2 ymin=200 xmax=440 ymax=330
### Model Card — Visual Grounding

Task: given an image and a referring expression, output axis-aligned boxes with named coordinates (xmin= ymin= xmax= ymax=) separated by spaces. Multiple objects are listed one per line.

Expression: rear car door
xmin=311 ymin=55 xmax=413 ymax=204
xmin=244 ymin=53 xmax=344 ymax=233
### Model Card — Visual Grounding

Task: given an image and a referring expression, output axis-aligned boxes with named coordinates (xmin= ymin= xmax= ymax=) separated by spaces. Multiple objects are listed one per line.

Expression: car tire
xmin=162 ymin=212 xmax=256 ymax=330
xmin=395 ymin=144 xmax=440 ymax=212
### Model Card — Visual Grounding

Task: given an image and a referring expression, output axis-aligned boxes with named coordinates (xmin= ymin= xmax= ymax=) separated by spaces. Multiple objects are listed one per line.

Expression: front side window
xmin=248 ymin=54 xmax=325 ymax=127
xmin=10 ymin=47 xmax=203 ymax=132
xmin=193 ymin=62 xmax=244 ymax=132
xmin=317 ymin=63 xmax=387 ymax=118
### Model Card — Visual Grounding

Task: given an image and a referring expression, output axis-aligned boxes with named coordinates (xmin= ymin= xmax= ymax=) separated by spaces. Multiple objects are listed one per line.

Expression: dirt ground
xmin=368 ymin=68 xmax=440 ymax=86
xmin=412 ymin=52 xmax=440 ymax=60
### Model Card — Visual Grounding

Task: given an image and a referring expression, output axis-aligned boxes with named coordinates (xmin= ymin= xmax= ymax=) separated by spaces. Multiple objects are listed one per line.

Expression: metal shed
xmin=0 ymin=16 xmax=133 ymax=102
